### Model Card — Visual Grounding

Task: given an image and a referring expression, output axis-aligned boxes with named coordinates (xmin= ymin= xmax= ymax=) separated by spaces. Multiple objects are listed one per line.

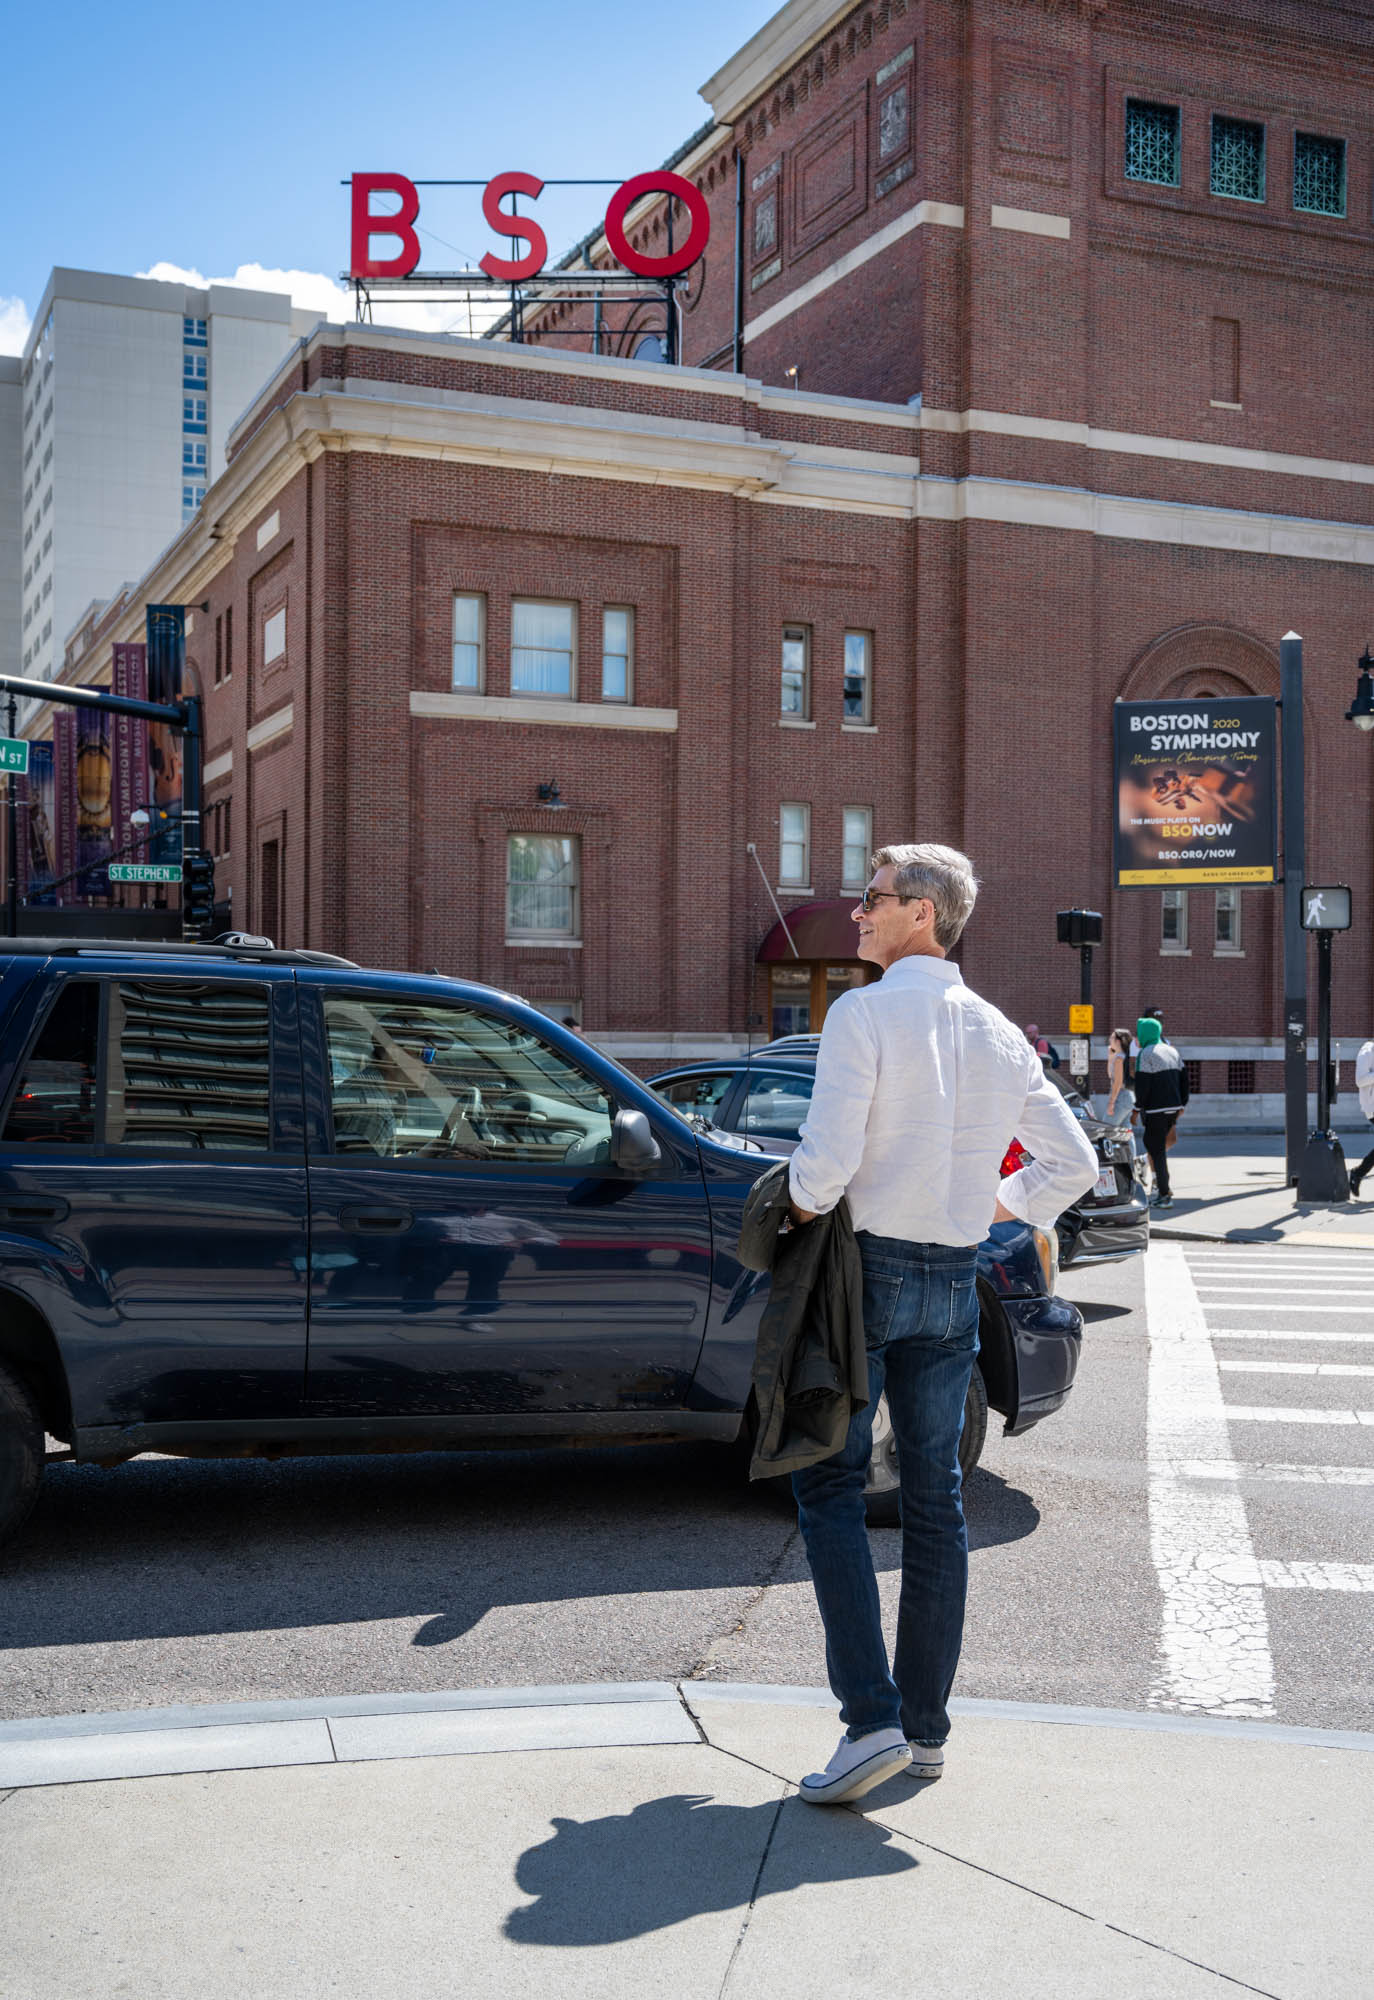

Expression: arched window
xmin=632 ymin=333 xmax=665 ymax=363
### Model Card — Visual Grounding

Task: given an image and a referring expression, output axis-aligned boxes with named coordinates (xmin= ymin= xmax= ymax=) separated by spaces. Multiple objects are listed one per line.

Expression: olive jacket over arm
xmin=736 ymin=1159 xmax=868 ymax=1480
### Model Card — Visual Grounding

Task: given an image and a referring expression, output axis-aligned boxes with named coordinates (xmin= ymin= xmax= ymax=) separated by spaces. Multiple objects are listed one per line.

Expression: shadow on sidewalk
xmin=504 ymin=1792 xmax=915 ymax=1945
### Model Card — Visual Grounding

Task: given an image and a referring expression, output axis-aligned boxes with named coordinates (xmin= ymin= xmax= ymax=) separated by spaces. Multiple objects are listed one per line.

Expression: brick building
xmin=42 ymin=0 xmax=1374 ymax=1098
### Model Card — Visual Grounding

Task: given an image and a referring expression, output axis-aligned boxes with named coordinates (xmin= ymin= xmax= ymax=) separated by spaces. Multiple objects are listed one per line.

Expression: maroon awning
xmin=756 ymin=898 xmax=861 ymax=962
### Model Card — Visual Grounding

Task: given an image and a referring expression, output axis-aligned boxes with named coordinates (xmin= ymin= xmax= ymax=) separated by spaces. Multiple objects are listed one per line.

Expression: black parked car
xmin=0 ymin=941 xmax=1083 ymax=1546
xmin=654 ymin=1037 xmax=1149 ymax=1270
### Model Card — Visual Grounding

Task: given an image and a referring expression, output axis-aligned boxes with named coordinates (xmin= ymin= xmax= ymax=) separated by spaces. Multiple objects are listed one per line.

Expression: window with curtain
xmin=512 ymin=600 xmax=576 ymax=697
xmin=781 ymin=627 xmax=809 ymax=717
xmin=843 ymin=632 xmax=872 ymax=722
xmin=507 ymin=834 xmax=581 ymax=938
xmin=779 ymin=803 xmax=810 ymax=886
xmin=1214 ymin=887 xmax=1242 ymax=954
xmin=842 ymin=807 xmax=872 ymax=890
xmin=602 ymin=606 xmax=633 ymax=701
xmin=1161 ymin=888 xmax=1188 ymax=952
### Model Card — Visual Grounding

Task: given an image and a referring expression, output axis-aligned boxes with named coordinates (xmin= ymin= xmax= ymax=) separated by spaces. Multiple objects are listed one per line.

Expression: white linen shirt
xmin=787 ymin=955 xmax=1098 ymax=1244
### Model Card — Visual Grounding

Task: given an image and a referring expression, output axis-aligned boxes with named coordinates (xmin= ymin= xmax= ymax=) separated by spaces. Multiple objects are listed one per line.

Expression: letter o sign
xmin=604 ymin=171 xmax=711 ymax=277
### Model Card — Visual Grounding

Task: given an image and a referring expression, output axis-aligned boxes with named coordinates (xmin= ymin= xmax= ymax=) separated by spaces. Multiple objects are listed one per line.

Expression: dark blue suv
xmin=0 ymin=941 xmax=1082 ymax=1545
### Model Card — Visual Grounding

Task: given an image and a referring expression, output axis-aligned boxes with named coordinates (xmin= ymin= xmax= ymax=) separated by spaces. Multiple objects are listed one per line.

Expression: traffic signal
xmin=1056 ymin=909 xmax=1103 ymax=948
xmin=183 ymin=849 xmax=216 ymax=933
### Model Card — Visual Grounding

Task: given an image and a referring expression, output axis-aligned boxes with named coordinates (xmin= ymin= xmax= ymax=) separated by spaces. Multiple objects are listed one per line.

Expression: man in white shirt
xmin=1349 ymin=1039 xmax=1374 ymax=1197
xmin=787 ymin=842 xmax=1097 ymax=1805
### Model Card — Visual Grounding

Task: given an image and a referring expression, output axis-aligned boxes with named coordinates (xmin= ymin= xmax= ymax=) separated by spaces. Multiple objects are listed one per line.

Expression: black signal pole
xmin=1279 ymin=633 xmax=1307 ymax=1185
xmin=5 ymin=691 xmax=17 ymax=939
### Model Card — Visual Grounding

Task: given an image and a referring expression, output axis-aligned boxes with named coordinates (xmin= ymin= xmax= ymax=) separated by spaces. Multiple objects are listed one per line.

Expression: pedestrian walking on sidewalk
xmin=1132 ymin=1016 xmax=1188 ymax=1209
xmin=1348 ymin=1037 xmax=1374 ymax=1197
xmin=1099 ymin=1026 xmax=1135 ymax=1127
xmin=785 ymin=842 xmax=1097 ymax=1806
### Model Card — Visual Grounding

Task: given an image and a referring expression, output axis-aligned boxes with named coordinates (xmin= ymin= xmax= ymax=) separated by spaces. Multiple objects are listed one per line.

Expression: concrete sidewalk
xmin=3 ymin=1681 xmax=1371 ymax=1998
xmin=1146 ymin=1134 xmax=1374 ymax=1248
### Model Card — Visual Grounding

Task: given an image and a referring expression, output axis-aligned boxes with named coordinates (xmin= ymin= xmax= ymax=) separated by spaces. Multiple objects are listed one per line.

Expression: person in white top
xmin=1349 ymin=1039 xmax=1374 ymax=1197
xmin=786 ymin=842 xmax=1097 ymax=1806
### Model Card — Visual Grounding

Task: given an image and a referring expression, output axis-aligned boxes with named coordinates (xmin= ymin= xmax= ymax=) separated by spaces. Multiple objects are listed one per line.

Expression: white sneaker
xmin=798 ymin=1728 xmax=911 ymax=1806
xmin=906 ymin=1742 xmax=944 ymax=1780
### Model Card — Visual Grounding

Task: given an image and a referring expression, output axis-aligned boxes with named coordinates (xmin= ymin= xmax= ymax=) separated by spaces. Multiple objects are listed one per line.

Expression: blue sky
xmin=0 ymin=0 xmax=778 ymax=353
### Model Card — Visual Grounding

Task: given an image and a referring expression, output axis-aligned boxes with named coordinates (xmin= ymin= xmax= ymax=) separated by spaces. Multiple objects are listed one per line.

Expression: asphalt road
xmin=1 ymin=1242 xmax=1370 ymax=1731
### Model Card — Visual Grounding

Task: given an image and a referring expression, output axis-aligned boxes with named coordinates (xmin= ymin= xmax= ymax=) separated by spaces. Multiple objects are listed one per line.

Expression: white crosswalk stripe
xmin=1203 ymin=1302 xmax=1374 ymax=1314
xmin=1219 ymin=1359 xmax=1374 ymax=1376
xmin=1222 ymin=1405 xmax=1374 ymax=1424
xmin=1204 ymin=1329 xmax=1374 ymax=1342
xmin=1177 ymin=1460 xmax=1374 ymax=1486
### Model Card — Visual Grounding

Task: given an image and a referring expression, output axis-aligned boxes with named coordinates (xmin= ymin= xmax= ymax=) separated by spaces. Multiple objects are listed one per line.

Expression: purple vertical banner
xmin=22 ymin=744 xmax=57 ymax=905
xmin=112 ymin=641 xmax=151 ymax=874
xmin=145 ymin=604 xmax=184 ymax=865
xmin=52 ymin=711 xmax=79 ymax=907
xmin=76 ymin=707 xmax=114 ymax=896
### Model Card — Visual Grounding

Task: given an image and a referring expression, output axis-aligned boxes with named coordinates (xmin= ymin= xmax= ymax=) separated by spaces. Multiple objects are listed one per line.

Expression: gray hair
xmin=870 ymin=842 xmax=980 ymax=950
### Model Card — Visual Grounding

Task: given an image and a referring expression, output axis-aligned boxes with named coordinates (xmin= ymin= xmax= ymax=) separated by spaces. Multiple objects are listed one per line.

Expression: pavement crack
xmin=0 ymin=1789 xmax=16 ymax=1809
xmin=716 ymin=1785 xmax=788 ymax=1999
xmin=674 ymin=1685 xmax=710 ymax=1745
xmin=1102 ymin=1924 xmax=1286 ymax=1999
xmin=684 ymin=1518 xmax=802 ymax=1682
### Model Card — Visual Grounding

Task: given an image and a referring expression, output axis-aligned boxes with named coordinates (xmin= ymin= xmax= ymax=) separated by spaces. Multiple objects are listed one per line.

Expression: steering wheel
xmin=419 ymin=1084 xmax=485 ymax=1157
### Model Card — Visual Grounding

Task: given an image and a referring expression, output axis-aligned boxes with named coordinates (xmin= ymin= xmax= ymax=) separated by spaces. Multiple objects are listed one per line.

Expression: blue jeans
xmin=792 ymin=1232 xmax=980 ymax=1746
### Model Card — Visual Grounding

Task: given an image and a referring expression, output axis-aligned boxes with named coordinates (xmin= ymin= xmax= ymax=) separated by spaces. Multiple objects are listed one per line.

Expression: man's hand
xmin=789 ymin=1201 xmax=818 ymax=1226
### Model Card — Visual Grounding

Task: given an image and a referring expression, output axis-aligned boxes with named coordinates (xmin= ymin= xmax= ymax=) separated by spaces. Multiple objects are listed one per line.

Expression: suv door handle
xmin=0 ymin=1199 xmax=70 ymax=1223
xmin=338 ymin=1204 xmax=414 ymax=1231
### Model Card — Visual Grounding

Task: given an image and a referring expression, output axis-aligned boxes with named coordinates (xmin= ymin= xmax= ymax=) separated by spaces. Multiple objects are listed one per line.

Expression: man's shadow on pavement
xmin=504 ymin=1792 xmax=915 ymax=1947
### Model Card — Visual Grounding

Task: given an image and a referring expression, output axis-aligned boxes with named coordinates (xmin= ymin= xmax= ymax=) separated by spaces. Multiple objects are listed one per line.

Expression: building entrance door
xmin=769 ymin=962 xmax=873 ymax=1038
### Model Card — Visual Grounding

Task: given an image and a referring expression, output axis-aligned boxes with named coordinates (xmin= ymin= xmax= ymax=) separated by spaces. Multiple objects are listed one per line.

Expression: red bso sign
xmin=350 ymin=171 xmax=710 ymax=282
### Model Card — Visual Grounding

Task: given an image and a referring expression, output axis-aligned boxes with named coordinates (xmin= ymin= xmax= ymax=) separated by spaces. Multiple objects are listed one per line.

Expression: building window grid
xmin=1293 ymin=132 xmax=1345 ymax=215
xmin=183 ymin=317 xmax=208 ymax=345
xmin=1125 ymin=99 xmax=1181 ymax=186
xmin=1211 ymin=115 xmax=1266 ymax=202
xmin=184 ymin=351 xmax=207 ymax=388
xmin=1214 ymin=886 xmax=1242 ymax=953
xmin=781 ymin=626 xmax=810 ymax=718
xmin=841 ymin=807 xmax=872 ymax=891
xmin=1161 ymin=888 xmax=1189 ymax=952
xmin=1227 ymin=1060 xmax=1257 ymax=1095
xmin=182 ymin=441 xmax=207 ymax=475
xmin=779 ymin=803 xmax=810 ymax=887
xmin=511 ymin=599 xmax=576 ymax=698
xmin=452 ymin=592 xmax=485 ymax=690
xmin=1184 ymin=1059 xmax=1203 ymax=1096
xmin=183 ymin=394 xmax=207 ymax=435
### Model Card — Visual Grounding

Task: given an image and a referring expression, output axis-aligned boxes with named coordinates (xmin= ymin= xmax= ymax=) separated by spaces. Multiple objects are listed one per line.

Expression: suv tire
xmin=0 ymin=1360 xmax=44 ymax=1549
xmin=863 ymin=1361 xmax=989 ymax=1528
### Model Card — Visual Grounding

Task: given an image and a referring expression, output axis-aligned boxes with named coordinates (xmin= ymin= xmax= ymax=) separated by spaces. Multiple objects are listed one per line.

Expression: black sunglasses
xmin=858 ymin=887 xmax=929 ymax=914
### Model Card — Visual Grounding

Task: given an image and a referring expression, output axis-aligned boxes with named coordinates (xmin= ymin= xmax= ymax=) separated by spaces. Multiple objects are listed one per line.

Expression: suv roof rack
xmin=0 ymin=938 xmax=359 ymax=968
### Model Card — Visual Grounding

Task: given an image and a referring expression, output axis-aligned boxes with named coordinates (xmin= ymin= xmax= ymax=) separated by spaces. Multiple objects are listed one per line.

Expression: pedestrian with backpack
xmin=1132 ymin=1016 xmax=1188 ymax=1209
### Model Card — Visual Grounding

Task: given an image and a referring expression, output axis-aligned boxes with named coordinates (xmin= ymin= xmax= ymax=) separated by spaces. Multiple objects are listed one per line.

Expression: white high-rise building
xmin=10 ymin=269 xmax=319 ymax=684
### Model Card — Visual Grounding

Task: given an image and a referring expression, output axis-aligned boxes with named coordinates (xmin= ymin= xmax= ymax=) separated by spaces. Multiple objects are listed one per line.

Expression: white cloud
xmin=0 ymin=295 xmax=32 ymax=357
xmin=136 ymin=259 xmax=501 ymax=338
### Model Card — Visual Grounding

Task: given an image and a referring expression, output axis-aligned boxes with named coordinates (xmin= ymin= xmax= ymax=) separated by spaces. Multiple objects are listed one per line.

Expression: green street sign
xmin=109 ymin=862 xmax=183 ymax=884
xmin=0 ymin=738 xmax=30 ymax=774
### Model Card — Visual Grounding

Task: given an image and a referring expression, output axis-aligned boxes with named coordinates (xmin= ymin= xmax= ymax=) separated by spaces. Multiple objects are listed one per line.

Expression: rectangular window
xmin=843 ymin=631 xmax=872 ymax=722
xmin=1227 ymin=1060 xmax=1256 ymax=1094
xmin=183 ymin=351 xmax=207 ymax=387
xmin=263 ymin=607 xmax=286 ymax=665
xmin=106 ymin=981 xmax=271 ymax=1151
xmin=601 ymin=606 xmax=633 ymax=702
xmin=781 ymin=626 xmax=810 ymax=718
xmin=182 ymin=316 xmax=208 ymax=345
xmin=1184 ymin=1059 xmax=1203 ymax=1096
xmin=779 ymin=803 xmax=810 ymax=887
xmin=1214 ymin=886 xmax=1242 ymax=953
xmin=507 ymin=833 xmax=580 ymax=938
xmin=182 ymin=441 xmax=207 ymax=475
xmin=841 ymin=807 xmax=871 ymax=892
xmin=181 ymin=483 xmax=204 ymax=517
xmin=1211 ymin=115 xmax=1265 ymax=202
xmin=214 ymin=614 xmax=223 ymax=684
xmin=1293 ymin=132 xmax=1345 ymax=216
xmin=1161 ymin=888 xmax=1189 ymax=952
xmin=1124 ymin=99 xmax=1181 ymax=186
xmin=511 ymin=600 xmax=575 ymax=697
xmin=224 ymin=605 xmax=233 ymax=678
xmin=182 ymin=394 xmax=207 ymax=433
xmin=452 ymin=592 xmax=485 ymax=690
xmin=878 ymin=81 xmax=910 ymax=160
xmin=2 ymin=979 xmax=99 ymax=1146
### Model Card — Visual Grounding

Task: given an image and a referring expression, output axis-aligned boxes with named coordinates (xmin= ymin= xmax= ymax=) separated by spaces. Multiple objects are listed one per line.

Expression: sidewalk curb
xmin=1151 ymin=1224 xmax=1374 ymax=1248
xmin=3 ymin=1682 xmax=1372 ymax=1791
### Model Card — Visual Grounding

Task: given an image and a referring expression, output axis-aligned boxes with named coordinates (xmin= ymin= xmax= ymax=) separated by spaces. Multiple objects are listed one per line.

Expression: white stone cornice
xmin=699 ymin=0 xmax=859 ymax=123
xmin=247 ymin=703 xmax=294 ymax=751
xmin=410 ymin=691 xmax=679 ymax=730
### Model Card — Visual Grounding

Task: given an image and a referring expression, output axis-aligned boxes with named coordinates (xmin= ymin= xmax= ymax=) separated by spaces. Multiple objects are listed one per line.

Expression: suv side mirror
xmin=610 ymin=1107 xmax=662 ymax=1174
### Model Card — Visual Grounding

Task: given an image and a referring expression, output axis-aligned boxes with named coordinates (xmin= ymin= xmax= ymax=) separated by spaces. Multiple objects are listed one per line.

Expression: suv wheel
xmin=863 ymin=1363 xmax=990 ymax=1528
xmin=0 ymin=1360 xmax=44 ymax=1549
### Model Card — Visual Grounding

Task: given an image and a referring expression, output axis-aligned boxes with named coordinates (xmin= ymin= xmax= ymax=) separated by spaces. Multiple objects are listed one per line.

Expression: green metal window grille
xmin=1211 ymin=116 xmax=1265 ymax=202
xmin=1293 ymin=132 xmax=1345 ymax=216
xmin=1124 ymin=99 xmax=1180 ymax=186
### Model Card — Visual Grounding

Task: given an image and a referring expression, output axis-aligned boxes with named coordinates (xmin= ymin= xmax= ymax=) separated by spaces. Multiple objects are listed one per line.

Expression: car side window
xmin=106 ymin=981 xmax=273 ymax=1151
xmin=322 ymin=996 xmax=614 ymax=1167
xmin=740 ymin=1068 xmax=815 ymax=1141
xmin=2 ymin=979 xmax=101 ymax=1146
xmin=655 ymin=1072 xmax=735 ymax=1118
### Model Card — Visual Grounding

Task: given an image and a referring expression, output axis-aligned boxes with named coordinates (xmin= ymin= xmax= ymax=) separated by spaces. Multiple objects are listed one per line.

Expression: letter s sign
xmin=350 ymin=173 xmax=422 ymax=279
xmin=479 ymin=172 xmax=549 ymax=282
